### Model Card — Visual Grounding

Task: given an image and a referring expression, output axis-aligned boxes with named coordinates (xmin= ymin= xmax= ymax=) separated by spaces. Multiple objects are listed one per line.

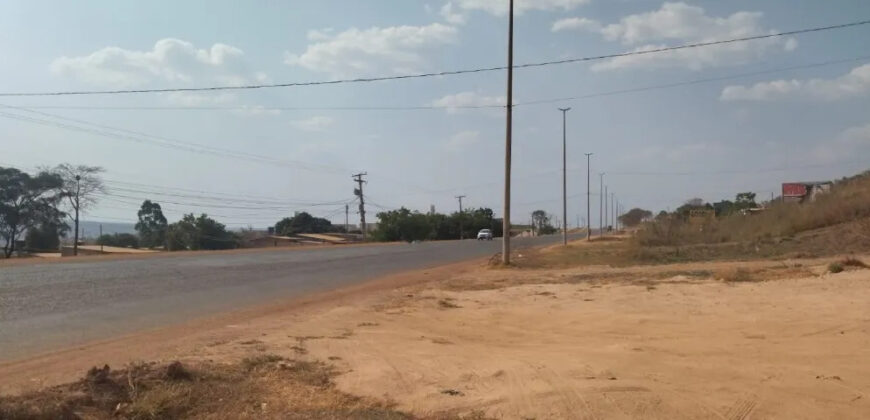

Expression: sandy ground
xmin=2 ymin=248 xmax=869 ymax=419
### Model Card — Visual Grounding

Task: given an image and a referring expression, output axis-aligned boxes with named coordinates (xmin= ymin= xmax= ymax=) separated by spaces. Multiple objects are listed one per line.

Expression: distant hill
xmin=79 ymin=221 xmax=137 ymax=238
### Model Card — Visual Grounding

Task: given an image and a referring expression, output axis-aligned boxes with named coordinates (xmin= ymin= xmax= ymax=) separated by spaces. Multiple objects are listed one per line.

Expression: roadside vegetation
xmin=513 ymin=170 xmax=870 ymax=268
xmin=372 ymin=207 xmax=503 ymax=242
xmin=0 ymin=358 xmax=413 ymax=420
xmin=0 ymin=356 xmax=495 ymax=420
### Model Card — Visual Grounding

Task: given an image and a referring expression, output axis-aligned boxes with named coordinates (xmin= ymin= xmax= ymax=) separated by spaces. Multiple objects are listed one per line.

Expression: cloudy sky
xmin=1 ymin=0 xmax=869 ymax=228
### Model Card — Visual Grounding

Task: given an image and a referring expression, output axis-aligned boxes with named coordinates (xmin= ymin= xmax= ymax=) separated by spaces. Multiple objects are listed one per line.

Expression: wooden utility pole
xmin=559 ymin=107 xmax=571 ymax=246
xmin=456 ymin=195 xmax=466 ymax=240
xmin=345 ymin=204 xmax=349 ymax=233
xmin=502 ymin=0 xmax=514 ymax=264
xmin=73 ymin=175 xmax=81 ymax=256
xmin=352 ymin=173 xmax=367 ymax=239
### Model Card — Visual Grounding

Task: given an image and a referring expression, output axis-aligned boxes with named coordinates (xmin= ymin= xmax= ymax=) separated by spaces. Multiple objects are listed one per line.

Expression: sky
xmin=1 ymin=0 xmax=869 ymax=229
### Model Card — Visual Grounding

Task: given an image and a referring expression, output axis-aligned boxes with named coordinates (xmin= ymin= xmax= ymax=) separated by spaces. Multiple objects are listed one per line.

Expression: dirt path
xmin=3 ymin=248 xmax=869 ymax=419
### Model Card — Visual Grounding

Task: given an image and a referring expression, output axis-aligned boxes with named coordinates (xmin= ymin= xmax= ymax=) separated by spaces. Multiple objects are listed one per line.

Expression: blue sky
xmin=1 ymin=0 xmax=869 ymax=228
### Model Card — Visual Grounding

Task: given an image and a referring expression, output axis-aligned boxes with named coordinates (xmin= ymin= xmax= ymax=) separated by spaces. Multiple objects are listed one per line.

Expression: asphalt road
xmin=0 ymin=235 xmax=574 ymax=361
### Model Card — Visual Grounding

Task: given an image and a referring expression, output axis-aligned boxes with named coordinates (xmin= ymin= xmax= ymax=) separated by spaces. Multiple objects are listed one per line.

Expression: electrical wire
xmin=1 ymin=19 xmax=867 ymax=97
xmin=0 ymin=105 xmax=350 ymax=175
xmin=13 ymin=55 xmax=869 ymax=112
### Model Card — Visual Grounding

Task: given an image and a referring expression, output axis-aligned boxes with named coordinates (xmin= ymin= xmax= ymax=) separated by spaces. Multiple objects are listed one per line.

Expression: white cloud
xmin=441 ymin=2 xmax=467 ymax=25
xmin=445 ymin=130 xmax=480 ymax=152
xmin=579 ymin=2 xmax=795 ymax=71
xmin=552 ymin=17 xmax=601 ymax=33
xmin=51 ymin=38 xmax=265 ymax=87
xmin=432 ymin=91 xmax=506 ymax=113
xmin=810 ymin=122 xmax=870 ymax=164
xmin=721 ymin=63 xmax=870 ymax=101
xmin=285 ymin=23 xmax=458 ymax=77
xmin=290 ymin=116 xmax=335 ymax=132
xmin=450 ymin=0 xmax=589 ymax=17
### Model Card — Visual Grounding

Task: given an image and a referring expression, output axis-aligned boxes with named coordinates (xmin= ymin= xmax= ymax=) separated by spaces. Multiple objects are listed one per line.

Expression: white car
xmin=477 ymin=229 xmax=493 ymax=240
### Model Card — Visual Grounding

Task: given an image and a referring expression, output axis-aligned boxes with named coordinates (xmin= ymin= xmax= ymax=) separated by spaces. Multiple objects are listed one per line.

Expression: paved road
xmin=0 ymin=235 xmax=573 ymax=361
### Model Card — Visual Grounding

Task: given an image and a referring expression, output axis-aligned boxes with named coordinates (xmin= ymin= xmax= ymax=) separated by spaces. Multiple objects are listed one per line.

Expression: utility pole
xmin=352 ymin=173 xmax=367 ymax=240
xmin=604 ymin=185 xmax=610 ymax=232
xmin=502 ymin=0 xmax=514 ymax=265
xmin=99 ymin=224 xmax=103 ymax=253
xmin=73 ymin=175 xmax=81 ymax=256
xmin=456 ymin=195 xmax=466 ymax=240
xmin=611 ymin=194 xmax=616 ymax=232
xmin=345 ymin=204 xmax=349 ymax=233
xmin=559 ymin=107 xmax=571 ymax=246
xmin=585 ymin=153 xmax=593 ymax=241
xmin=599 ymin=173 xmax=604 ymax=238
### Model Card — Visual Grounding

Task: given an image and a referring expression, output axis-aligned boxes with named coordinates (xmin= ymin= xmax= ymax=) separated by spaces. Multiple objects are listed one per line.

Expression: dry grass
xmin=636 ymin=171 xmax=870 ymax=250
xmin=840 ymin=257 xmax=868 ymax=268
xmin=0 ymin=358 xmax=412 ymax=420
xmin=719 ymin=267 xmax=757 ymax=283
xmin=829 ymin=257 xmax=868 ymax=273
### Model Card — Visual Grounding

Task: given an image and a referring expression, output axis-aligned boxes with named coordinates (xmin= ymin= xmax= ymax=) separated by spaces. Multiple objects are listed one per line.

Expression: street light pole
xmin=598 ymin=172 xmax=604 ymax=238
xmin=585 ymin=153 xmax=593 ymax=241
xmin=559 ymin=107 xmax=571 ymax=246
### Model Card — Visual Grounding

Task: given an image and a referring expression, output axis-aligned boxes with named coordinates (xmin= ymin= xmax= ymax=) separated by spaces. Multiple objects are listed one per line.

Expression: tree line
xmin=3 ymin=163 xmax=562 ymax=258
xmin=372 ymin=207 xmax=503 ymax=242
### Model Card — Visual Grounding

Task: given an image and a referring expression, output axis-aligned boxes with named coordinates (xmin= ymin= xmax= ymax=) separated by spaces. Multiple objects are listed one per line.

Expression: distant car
xmin=477 ymin=229 xmax=493 ymax=240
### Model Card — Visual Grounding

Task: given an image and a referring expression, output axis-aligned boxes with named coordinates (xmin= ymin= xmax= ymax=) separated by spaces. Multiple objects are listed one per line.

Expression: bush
xmin=636 ymin=171 xmax=870 ymax=248
xmin=828 ymin=263 xmax=844 ymax=273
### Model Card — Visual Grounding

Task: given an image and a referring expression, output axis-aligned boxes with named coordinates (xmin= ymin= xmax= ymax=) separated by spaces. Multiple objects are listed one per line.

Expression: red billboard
xmin=782 ymin=183 xmax=807 ymax=197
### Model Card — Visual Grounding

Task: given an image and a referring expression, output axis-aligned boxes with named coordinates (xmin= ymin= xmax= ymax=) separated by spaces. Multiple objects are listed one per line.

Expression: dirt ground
xmin=2 ymin=243 xmax=869 ymax=419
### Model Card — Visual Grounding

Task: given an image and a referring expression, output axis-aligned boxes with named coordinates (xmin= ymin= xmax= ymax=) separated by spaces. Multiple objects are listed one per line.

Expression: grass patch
xmin=840 ymin=257 xmax=868 ymax=268
xmin=438 ymin=299 xmax=461 ymax=309
xmin=720 ymin=268 xmax=757 ymax=283
xmin=241 ymin=353 xmax=284 ymax=371
xmin=0 ymin=359 xmax=414 ymax=420
xmin=829 ymin=262 xmax=845 ymax=273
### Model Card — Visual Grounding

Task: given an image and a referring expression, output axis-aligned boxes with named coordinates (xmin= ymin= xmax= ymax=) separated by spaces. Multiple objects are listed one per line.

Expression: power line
xmin=14 ymin=55 xmax=868 ymax=112
xmin=7 ymin=104 xmax=504 ymax=111
xmin=0 ymin=104 xmax=350 ymax=174
xmin=1 ymin=19 xmax=867 ymax=97
xmin=514 ymin=55 xmax=870 ymax=107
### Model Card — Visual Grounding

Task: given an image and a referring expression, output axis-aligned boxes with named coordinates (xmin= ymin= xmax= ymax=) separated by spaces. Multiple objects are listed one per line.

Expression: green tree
xmin=531 ymin=210 xmax=557 ymax=235
xmin=0 ymin=167 xmax=65 ymax=258
xmin=274 ymin=212 xmax=334 ymax=236
xmin=617 ymin=208 xmax=653 ymax=227
xmin=373 ymin=208 xmax=431 ymax=242
xmin=97 ymin=233 xmax=140 ymax=248
xmin=166 ymin=214 xmax=237 ymax=251
xmin=53 ymin=164 xmax=105 ymax=256
xmin=25 ymin=220 xmax=69 ymax=251
xmin=136 ymin=200 xmax=168 ymax=248
xmin=734 ymin=192 xmax=758 ymax=210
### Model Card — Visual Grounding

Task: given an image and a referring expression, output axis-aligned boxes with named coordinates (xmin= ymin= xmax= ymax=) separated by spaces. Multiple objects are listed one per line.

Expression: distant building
xmin=782 ymin=181 xmax=832 ymax=203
